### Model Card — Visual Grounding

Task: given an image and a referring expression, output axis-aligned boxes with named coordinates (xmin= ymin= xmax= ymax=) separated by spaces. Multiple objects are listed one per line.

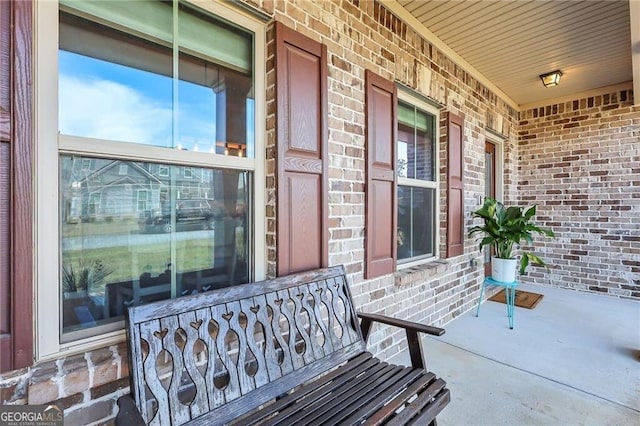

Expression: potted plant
xmin=62 ymin=258 xmax=113 ymax=298
xmin=469 ymin=197 xmax=555 ymax=283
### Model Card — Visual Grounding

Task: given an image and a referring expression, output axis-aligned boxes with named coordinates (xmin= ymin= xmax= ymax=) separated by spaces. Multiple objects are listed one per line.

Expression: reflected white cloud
xmin=59 ymin=74 xmax=173 ymax=146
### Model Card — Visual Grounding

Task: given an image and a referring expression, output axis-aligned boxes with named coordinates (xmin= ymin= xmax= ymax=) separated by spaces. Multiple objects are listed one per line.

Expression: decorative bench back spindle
xmin=125 ymin=266 xmax=364 ymax=426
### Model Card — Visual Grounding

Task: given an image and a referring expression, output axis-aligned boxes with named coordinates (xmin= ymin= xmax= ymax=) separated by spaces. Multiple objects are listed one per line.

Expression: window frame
xmin=159 ymin=165 xmax=169 ymax=177
xmin=136 ymin=189 xmax=149 ymax=212
xmin=396 ymin=90 xmax=441 ymax=269
xmin=35 ymin=0 xmax=266 ymax=360
xmin=485 ymin=132 xmax=504 ymax=203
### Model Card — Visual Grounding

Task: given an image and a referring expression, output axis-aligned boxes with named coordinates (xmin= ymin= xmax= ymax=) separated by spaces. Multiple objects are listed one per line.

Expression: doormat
xmin=489 ymin=289 xmax=544 ymax=309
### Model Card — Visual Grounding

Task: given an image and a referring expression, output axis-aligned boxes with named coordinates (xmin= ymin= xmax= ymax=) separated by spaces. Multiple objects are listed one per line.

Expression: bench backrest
xmin=125 ymin=266 xmax=365 ymax=426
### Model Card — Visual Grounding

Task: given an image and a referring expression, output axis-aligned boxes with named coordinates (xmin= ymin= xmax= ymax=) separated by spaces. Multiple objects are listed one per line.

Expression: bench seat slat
xmin=233 ymin=352 xmax=376 ymax=426
xmin=186 ymin=343 xmax=364 ymax=426
xmin=340 ymin=372 xmax=439 ymax=425
xmin=297 ymin=366 xmax=422 ymax=426
xmin=263 ymin=361 xmax=395 ymax=426
xmin=361 ymin=374 xmax=438 ymax=425
xmin=386 ymin=383 xmax=451 ymax=426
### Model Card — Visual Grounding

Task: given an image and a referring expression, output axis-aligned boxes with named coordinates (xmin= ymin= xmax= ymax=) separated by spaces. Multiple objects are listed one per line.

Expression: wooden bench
xmin=116 ymin=266 xmax=450 ymax=425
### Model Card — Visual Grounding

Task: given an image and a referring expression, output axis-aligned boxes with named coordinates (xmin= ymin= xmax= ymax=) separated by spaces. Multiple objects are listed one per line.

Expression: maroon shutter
xmin=275 ymin=22 xmax=328 ymax=276
xmin=0 ymin=0 xmax=33 ymax=372
xmin=365 ymin=70 xmax=397 ymax=278
xmin=446 ymin=112 xmax=464 ymax=258
xmin=0 ymin=0 xmax=11 ymax=372
xmin=0 ymin=143 xmax=9 ymax=372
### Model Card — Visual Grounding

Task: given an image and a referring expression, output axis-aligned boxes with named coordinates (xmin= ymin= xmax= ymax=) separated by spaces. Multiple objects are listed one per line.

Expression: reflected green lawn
xmin=62 ymin=237 xmax=216 ymax=296
xmin=62 ymin=218 xmax=141 ymax=238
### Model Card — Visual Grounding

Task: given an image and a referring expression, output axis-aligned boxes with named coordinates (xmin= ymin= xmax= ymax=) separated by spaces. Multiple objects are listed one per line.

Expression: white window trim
xmin=35 ymin=0 xmax=266 ymax=361
xmin=396 ymin=90 xmax=440 ymax=270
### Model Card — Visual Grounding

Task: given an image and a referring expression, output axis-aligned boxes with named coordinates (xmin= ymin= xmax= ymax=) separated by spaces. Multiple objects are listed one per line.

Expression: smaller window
xmin=397 ymin=93 xmax=439 ymax=264
xmin=159 ymin=165 xmax=169 ymax=177
xmin=87 ymin=192 xmax=101 ymax=218
xmin=118 ymin=164 xmax=128 ymax=175
xmin=137 ymin=190 xmax=149 ymax=212
xmin=184 ymin=168 xmax=193 ymax=179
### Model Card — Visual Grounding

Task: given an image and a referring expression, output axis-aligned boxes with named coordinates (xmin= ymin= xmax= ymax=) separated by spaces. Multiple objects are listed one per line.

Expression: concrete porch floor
xmin=391 ymin=283 xmax=640 ymax=425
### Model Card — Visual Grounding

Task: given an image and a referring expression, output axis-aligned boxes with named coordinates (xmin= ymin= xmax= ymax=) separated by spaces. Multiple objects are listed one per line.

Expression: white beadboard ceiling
xmin=395 ymin=0 xmax=632 ymax=107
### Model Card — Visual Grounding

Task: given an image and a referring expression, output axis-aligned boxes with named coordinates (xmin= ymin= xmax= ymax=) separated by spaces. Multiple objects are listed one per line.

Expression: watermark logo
xmin=0 ymin=404 xmax=63 ymax=426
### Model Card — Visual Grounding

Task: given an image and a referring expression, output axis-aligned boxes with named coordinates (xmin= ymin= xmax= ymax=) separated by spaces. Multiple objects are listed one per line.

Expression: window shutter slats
xmin=446 ymin=112 xmax=464 ymax=258
xmin=275 ymin=22 xmax=328 ymax=276
xmin=0 ymin=143 xmax=9 ymax=371
xmin=0 ymin=0 xmax=10 ymax=372
xmin=0 ymin=0 xmax=33 ymax=372
xmin=365 ymin=70 xmax=397 ymax=278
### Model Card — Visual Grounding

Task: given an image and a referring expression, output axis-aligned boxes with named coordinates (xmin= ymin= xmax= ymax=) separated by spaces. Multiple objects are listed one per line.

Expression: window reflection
xmin=397 ymin=101 xmax=435 ymax=181
xmin=60 ymin=156 xmax=250 ymax=335
xmin=397 ymin=186 xmax=435 ymax=261
xmin=58 ymin=6 xmax=255 ymax=157
xmin=58 ymin=11 xmax=174 ymax=147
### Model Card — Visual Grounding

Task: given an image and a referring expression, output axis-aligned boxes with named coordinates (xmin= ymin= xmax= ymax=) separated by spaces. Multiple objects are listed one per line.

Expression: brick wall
xmin=0 ymin=344 xmax=129 ymax=425
xmin=518 ymin=90 xmax=640 ymax=298
xmin=1 ymin=0 xmax=538 ymax=423
xmin=258 ymin=0 xmax=519 ymax=362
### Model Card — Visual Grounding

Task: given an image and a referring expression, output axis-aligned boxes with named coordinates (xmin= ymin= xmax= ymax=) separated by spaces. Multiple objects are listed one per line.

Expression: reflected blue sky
xmin=59 ymin=50 xmax=255 ymax=154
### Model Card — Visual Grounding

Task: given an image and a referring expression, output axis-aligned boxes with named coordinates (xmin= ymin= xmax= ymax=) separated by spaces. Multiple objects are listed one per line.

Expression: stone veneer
xmin=4 ymin=0 xmax=637 ymax=424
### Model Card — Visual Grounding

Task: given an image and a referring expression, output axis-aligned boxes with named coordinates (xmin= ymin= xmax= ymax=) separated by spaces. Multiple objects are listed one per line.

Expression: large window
xmin=397 ymin=93 xmax=439 ymax=263
xmin=36 ymin=1 xmax=265 ymax=353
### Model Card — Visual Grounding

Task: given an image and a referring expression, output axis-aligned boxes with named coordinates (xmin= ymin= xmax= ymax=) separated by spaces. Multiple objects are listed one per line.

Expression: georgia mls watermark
xmin=0 ymin=404 xmax=63 ymax=426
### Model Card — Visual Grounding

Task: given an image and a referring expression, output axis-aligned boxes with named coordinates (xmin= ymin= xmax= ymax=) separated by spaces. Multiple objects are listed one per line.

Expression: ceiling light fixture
xmin=539 ymin=70 xmax=563 ymax=88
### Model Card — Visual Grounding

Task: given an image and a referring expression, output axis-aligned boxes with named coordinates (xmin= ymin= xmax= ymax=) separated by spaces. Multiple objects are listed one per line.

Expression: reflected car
xmin=139 ymin=199 xmax=226 ymax=233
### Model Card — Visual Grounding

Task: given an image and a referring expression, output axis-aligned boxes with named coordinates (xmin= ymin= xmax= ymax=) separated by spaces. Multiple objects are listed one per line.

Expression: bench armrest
xmin=116 ymin=394 xmax=145 ymax=426
xmin=357 ymin=312 xmax=445 ymax=370
xmin=357 ymin=312 xmax=445 ymax=336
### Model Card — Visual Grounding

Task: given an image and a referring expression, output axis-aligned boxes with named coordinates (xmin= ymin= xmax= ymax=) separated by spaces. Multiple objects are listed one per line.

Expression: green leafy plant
xmin=468 ymin=197 xmax=556 ymax=275
xmin=62 ymin=258 xmax=113 ymax=293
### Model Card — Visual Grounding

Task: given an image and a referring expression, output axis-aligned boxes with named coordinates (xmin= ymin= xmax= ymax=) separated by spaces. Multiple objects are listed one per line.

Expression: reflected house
xmin=62 ymin=158 xmax=217 ymax=224
xmin=63 ymin=159 xmax=162 ymax=223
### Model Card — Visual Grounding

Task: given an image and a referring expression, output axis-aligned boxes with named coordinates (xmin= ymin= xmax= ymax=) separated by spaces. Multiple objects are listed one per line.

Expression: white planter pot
xmin=492 ymin=257 xmax=518 ymax=283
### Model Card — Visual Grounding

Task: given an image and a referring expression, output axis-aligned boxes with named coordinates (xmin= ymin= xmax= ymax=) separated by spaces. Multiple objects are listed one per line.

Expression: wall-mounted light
xmin=539 ymin=70 xmax=563 ymax=88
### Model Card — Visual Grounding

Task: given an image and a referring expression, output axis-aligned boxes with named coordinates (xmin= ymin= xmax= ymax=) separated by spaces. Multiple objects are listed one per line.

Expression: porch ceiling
xmin=395 ymin=0 xmax=633 ymax=107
